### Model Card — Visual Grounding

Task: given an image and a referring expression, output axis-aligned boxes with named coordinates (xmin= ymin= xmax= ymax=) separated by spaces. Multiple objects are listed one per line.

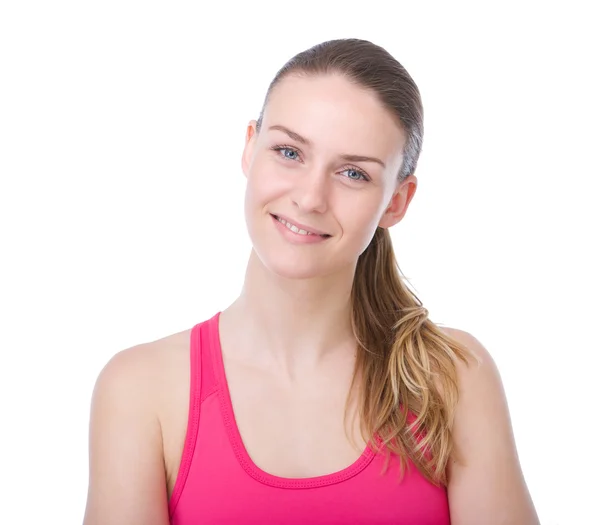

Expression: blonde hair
xmin=350 ymin=226 xmax=472 ymax=485
xmin=256 ymin=38 xmax=473 ymax=486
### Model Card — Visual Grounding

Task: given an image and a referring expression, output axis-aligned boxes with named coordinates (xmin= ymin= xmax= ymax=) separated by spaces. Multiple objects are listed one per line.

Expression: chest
xmin=170 ymin=388 xmax=451 ymax=525
xmin=222 ymin=354 xmax=367 ymax=479
xmin=159 ymin=343 xmax=366 ymax=499
xmin=162 ymin=320 xmax=451 ymax=524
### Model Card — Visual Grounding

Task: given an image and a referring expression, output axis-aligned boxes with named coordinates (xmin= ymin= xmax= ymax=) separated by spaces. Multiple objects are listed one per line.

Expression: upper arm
xmin=83 ymin=345 xmax=170 ymax=525
xmin=443 ymin=328 xmax=540 ymax=525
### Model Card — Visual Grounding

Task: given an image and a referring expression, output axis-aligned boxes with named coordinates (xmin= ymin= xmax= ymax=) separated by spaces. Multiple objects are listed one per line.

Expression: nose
xmin=292 ymin=168 xmax=329 ymax=214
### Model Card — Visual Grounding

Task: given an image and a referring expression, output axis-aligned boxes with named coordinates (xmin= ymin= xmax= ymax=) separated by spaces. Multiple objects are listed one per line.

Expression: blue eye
xmin=282 ymin=148 xmax=299 ymax=160
xmin=343 ymin=168 xmax=368 ymax=181
xmin=270 ymin=144 xmax=370 ymax=182
xmin=271 ymin=145 xmax=300 ymax=161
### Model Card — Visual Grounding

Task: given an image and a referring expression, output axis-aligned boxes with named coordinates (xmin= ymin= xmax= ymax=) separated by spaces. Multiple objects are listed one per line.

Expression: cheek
xmin=340 ymin=203 xmax=384 ymax=249
xmin=244 ymin=162 xmax=290 ymax=234
xmin=247 ymin=159 xmax=288 ymax=203
xmin=342 ymin=196 xmax=382 ymax=231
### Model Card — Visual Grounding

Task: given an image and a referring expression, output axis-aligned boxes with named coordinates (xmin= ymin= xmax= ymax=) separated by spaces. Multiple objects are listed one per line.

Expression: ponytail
xmin=348 ymin=227 xmax=473 ymax=486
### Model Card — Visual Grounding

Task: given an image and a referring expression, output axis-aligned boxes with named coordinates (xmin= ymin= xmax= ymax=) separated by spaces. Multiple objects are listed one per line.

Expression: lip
xmin=270 ymin=213 xmax=330 ymax=236
xmin=271 ymin=214 xmax=330 ymax=244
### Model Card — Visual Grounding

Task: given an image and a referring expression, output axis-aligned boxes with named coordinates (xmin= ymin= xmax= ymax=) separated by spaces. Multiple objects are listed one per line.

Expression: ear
xmin=241 ymin=120 xmax=258 ymax=178
xmin=378 ymin=175 xmax=418 ymax=229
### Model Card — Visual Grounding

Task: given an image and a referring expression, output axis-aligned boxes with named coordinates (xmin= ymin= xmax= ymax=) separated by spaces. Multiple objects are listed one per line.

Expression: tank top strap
xmin=197 ymin=311 xmax=220 ymax=400
xmin=168 ymin=311 xmax=220 ymax=518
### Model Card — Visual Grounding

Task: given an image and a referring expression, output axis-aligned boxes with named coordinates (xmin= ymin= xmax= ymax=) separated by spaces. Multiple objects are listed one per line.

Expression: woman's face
xmin=241 ymin=73 xmax=416 ymax=280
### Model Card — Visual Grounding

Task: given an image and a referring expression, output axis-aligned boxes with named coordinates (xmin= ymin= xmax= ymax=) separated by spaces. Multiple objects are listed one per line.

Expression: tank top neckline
xmin=208 ymin=310 xmax=378 ymax=489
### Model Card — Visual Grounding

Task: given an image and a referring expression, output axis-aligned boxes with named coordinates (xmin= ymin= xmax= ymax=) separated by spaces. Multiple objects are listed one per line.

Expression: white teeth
xmin=276 ymin=216 xmax=314 ymax=235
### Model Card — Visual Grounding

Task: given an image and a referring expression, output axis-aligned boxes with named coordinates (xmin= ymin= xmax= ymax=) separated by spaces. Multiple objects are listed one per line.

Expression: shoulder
xmin=436 ymin=325 xmax=506 ymax=452
xmin=89 ymin=327 xmax=194 ymax=460
xmin=431 ymin=326 xmax=500 ymax=419
xmin=436 ymin=327 xmax=519 ymax=458
xmin=84 ymin=328 xmax=193 ymax=524
xmin=95 ymin=327 xmax=194 ymax=437
xmin=436 ymin=326 xmax=540 ymax=524
xmin=437 ymin=326 xmax=501 ymax=406
xmin=435 ymin=326 xmax=505 ymax=434
xmin=438 ymin=325 xmax=490 ymax=366
xmin=94 ymin=327 xmax=192 ymax=403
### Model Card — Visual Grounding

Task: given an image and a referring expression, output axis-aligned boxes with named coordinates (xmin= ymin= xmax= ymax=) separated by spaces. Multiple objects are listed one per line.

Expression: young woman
xmin=83 ymin=38 xmax=540 ymax=525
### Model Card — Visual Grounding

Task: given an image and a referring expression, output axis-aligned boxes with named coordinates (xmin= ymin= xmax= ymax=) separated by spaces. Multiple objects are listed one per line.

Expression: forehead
xmin=261 ymin=74 xmax=405 ymax=164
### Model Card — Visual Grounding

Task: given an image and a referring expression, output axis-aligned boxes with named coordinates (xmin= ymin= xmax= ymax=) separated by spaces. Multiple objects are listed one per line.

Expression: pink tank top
xmin=168 ymin=312 xmax=450 ymax=524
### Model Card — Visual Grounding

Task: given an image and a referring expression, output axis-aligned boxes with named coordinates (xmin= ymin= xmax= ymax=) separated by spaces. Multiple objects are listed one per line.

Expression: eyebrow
xmin=268 ymin=124 xmax=386 ymax=168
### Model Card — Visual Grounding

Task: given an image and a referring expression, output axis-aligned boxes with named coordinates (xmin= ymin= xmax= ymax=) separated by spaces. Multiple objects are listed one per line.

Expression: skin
xmin=83 ymin=73 xmax=539 ymax=525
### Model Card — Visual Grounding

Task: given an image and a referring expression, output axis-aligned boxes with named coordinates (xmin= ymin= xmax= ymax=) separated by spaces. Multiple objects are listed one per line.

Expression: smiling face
xmin=241 ymin=73 xmax=417 ymax=280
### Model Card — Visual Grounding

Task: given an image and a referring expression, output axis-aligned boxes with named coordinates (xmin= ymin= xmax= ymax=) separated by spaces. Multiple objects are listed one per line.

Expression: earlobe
xmin=241 ymin=120 xmax=258 ymax=178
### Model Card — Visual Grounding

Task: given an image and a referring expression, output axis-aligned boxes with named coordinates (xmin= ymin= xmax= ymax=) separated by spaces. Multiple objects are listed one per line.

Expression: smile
xmin=276 ymin=216 xmax=317 ymax=235
xmin=271 ymin=214 xmax=331 ymax=238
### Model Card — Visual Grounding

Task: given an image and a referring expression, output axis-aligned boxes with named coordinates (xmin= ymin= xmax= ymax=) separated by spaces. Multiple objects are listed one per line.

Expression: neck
xmin=222 ymin=249 xmax=358 ymax=375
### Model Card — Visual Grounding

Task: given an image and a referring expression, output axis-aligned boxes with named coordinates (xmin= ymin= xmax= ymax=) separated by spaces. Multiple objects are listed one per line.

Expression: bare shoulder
xmin=437 ymin=325 xmax=511 ymax=454
xmin=438 ymin=326 xmax=491 ymax=366
xmin=437 ymin=326 xmax=540 ymax=525
xmin=131 ymin=327 xmax=193 ymax=403
xmin=99 ymin=328 xmax=190 ymax=386
xmin=107 ymin=328 xmax=194 ymax=493
xmin=436 ymin=326 xmax=502 ymax=407
xmin=92 ymin=327 xmax=192 ymax=425
xmin=83 ymin=327 xmax=193 ymax=525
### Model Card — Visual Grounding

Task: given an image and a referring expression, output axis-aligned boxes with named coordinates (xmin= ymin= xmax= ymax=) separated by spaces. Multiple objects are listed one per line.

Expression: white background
xmin=1 ymin=1 xmax=598 ymax=524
